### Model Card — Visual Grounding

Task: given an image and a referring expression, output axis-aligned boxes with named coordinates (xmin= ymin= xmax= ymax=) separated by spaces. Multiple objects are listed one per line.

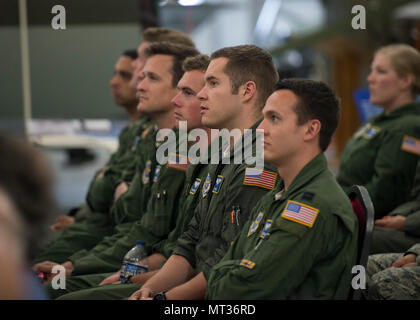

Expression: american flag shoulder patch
xmin=167 ymin=153 xmax=190 ymax=171
xmin=401 ymin=135 xmax=420 ymax=156
xmin=243 ymin=168 xmax=277 ymax=190
xmin=281 ymin=200 xmax=319 ymax=228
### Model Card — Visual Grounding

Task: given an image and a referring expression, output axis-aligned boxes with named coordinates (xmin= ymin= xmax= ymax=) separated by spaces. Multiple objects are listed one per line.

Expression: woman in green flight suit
xmin=337 ymin=44 xmax=420 ymax=219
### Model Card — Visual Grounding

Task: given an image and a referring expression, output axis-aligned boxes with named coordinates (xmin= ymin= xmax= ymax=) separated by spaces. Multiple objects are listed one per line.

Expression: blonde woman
xmin=337 ymin=44 xmax=420 ymax=219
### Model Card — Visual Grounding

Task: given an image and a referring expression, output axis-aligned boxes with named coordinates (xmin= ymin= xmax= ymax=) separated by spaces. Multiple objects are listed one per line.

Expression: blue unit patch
xmin=189 ymin=178 xmax=202 ymax=195
xmin=212 ymin=175 xmax=224 ymax=194
xmin=153 ymin=165 xmax=161 ymax=182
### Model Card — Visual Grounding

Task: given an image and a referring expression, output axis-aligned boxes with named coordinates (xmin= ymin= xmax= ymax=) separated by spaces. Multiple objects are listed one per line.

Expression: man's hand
xmin=392 ymin=253 xmax=418 ymax=268
xmin=128 ymin=287 xmax=153 ymax=300
xmin=99 ymin=271 xmax=121 ymax=286
xmin=44 ymin=261 xmax=74 ymax=283
xmin=114 ymin=182 xmax=129 ymax=202
xmin=375 ymin=215 xmax=406 ymax=230
xmin=50 ymin=216 xmax=76 ymax=231
xmin=33 ymin=261 xmax=58 ymax=275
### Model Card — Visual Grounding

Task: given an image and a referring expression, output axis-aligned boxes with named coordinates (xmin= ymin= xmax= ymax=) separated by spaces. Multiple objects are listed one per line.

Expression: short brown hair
xmin=275 ymin=79 xmax=340 ymax=152
xmin=142 ymin=27 xmax=196 ymax=48
xmin=182 ymin=54 xmax=210 ymax=73
xmin=210 ymin=45 xmax=279 ymax=109
xmin=145 ymin=42 xmax=200 ymax=87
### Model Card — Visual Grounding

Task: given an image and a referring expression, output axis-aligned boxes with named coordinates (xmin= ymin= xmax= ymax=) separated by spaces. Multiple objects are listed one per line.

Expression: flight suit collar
xmin=222 ymin=119 xmax=263 ymax=161
xmin=376 ymin=102 xmax=420 ymax=121
xmin=276 ymin=153 xmax=327 ymax=201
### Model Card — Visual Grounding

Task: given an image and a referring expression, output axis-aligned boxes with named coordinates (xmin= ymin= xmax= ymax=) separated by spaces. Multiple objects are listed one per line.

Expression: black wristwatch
xmin=153 ymin=292 xmax=167 ymax=300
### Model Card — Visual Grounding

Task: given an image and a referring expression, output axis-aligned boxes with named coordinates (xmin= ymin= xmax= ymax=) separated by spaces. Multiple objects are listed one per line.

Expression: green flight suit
xmin=51 ymin=161 xmax=211 ymax=300
xmin=173 ymin=122 xmax=279 ymax=281
xmin=371 ymin=159 xmax=420 ymax=253
xmin=206 ymin=153 xmax=358 ymax=300
xmin=85 ymin=117 xmax=153 ymax=214
xmin=337 ymin=103 xmax=420 ymax=219
xmin=33 ymin=120 xmax=156 ymax=264
xmin=48 ymin=123 xmax=277 ymax=300
xmin=62 ymin=127 xmax=163 ymax=266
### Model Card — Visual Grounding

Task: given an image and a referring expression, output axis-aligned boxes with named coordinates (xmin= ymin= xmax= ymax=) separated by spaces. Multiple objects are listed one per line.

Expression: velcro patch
xmin=401 ymin=135 xmax=420 ymax=156
xmin=363 ymin=126 xmax=380 ymax=139
xmin=302 ymin=192 xmax=315 ymax=201
xmin=248 ymin=211 xmax=264 ymax=237
xmin=243 ymin=168 xmax=277 ymax=190
xmin=239 ymin=259 xmax=255 ymax=270
xmin=167 ymin=153 xmax=190 ymax=171
xmin=153 ymin=165 xmax=161 ymax=182
xmin=202 ymin=173 xmax=212 ymax=198
xmin=212 ymin=175 xmax=224 ymax=194
xmin=189 ymin=178 xmax=202 ymax=195
xmin=281 ymin=200 xmax=319 ymax=228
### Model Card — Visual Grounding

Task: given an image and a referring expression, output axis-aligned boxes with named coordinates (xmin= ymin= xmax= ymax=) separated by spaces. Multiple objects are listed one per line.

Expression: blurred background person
xmin=0 ymin=133 xmax=55 ymax=299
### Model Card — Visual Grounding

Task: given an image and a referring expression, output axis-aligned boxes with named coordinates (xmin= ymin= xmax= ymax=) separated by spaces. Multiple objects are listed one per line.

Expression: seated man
xmin=51 ymin=54 xmax=212 ymax=300
xmin=33 ymin=27 xmax=196 ymax=266
xmin=43 ymin=43 xmax=200 ymax=299
xmin=50 ymin=48 xmax=143 ymax=232
xmin=129 ymin=44 xmax=280 ymax=300
xmin=367 ymin=243 xmax=420 ymax=299
xmin=206 ymin=79 xmax=358 ymax=299
xmin=371 ymin=159 xmax=420 ymax=254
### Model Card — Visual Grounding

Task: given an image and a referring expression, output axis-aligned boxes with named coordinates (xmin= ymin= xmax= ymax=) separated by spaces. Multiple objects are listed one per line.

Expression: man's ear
xmin=304 ymin=119 xmax=321 ymax=142
xmin=241 ymin=81 xmax=257 ymax=102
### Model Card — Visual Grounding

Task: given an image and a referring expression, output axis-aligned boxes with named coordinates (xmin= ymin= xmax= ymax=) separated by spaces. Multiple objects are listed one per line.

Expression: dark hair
xmin=275 ymin=78 xmax=340 ymax=152
xmin=0 ymin=133 xmax=55 ymax=261
xmin=210 ymin=45 xmax=279 ymax=109
xmin=182 ymin=54 xmax=210 ymax=73
xmin=145 ymin=42 xmax=200 ymax=87
xmin=142 ymin=27 xmax=196 ymax=48
xmin=123 ymin=49 xmax=138 ymax=60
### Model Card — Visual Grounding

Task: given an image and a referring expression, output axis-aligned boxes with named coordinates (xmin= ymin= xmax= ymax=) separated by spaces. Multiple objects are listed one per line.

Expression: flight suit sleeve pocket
xmin=270 ymin=217 xmax=309 ymax=239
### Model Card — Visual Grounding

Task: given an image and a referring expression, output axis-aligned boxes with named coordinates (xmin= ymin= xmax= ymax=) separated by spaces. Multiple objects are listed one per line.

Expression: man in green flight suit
xmin=44 ymin=43 xmax=200 ymax=299
xmin=129 ymin=44 xmax=280 ymax=300
xmin=206 ymin=79 xmax=358 ymax=300
xmin=33 ymin=28 xmax=196 ymax=268
xmin=50 ymin=54 xmax=213 ymax=300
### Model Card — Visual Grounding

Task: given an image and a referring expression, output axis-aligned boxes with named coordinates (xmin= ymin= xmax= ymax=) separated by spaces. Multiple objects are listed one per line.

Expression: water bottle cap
xmin=136 ymin=240 xmax=145 ymax=246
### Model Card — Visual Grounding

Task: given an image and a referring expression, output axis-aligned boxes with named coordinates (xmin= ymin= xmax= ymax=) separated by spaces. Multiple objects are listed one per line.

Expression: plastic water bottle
xmin=120 ymin=240 xmax=149 ymax=283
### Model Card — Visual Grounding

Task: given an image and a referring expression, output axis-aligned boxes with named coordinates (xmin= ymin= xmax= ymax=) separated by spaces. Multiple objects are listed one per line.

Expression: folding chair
xmin=347 ymin=185 xmax=375 ymax=300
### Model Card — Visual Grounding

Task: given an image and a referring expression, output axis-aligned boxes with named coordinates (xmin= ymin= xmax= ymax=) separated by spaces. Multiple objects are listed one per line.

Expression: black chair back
xmin=347 ymin=185 xmax=375 ymax=300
